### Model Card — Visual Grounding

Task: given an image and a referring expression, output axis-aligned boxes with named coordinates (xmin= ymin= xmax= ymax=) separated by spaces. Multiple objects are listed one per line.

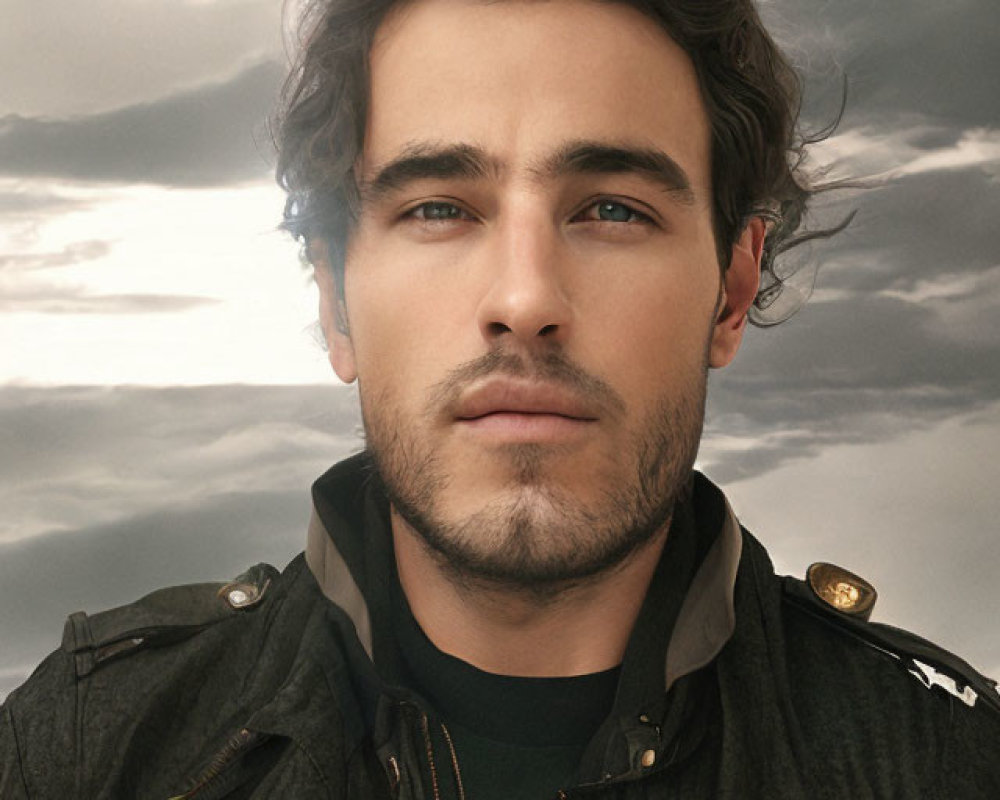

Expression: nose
xmin=475 ymin=207 xmax=573 ymax=346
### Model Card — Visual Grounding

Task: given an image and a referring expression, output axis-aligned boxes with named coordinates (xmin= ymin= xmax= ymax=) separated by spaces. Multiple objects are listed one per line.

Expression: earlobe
xmin=311 ymin=239 xmax=358 ymax=384
xmin=326 ymin=295 xmax=358 ymax=384
xmin=709 ymin=217 xmax=765 ymax=368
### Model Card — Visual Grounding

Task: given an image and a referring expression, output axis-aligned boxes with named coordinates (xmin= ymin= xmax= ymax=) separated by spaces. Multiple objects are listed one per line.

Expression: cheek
xmin=575 ymin=259 xmax=719 ymax=391
xmin=345 ymin=250 xmax=472 ymax=406
xmin=609 ymin=311 xmax=711 ymax=413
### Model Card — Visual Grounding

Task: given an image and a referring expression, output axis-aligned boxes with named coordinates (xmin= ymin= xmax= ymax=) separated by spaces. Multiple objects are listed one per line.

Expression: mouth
xmin=454 ymin=379 xmax=598 ymax=442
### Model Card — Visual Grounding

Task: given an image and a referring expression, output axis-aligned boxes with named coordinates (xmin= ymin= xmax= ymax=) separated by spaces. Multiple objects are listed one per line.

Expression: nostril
xmin=486 ymin=321 xmax=512 ymax=336
xmin=538 ymin=323 xmax=559 ymax=337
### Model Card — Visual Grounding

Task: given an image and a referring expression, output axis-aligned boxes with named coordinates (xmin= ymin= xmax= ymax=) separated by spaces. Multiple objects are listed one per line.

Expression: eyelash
xmin=402 ymin=198 xmax=655 ymax=226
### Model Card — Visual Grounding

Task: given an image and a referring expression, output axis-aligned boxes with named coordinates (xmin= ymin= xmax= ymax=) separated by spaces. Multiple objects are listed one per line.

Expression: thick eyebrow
xmin=359 ymin=139 xmax=696 ymax=206
xmin=359 ymin=142 xmax=500 ymax=205
xmin=536 ymin=140 xmax=695 ymax=205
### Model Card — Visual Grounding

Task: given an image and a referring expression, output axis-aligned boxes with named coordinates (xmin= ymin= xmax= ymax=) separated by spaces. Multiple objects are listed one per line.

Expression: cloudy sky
xmin=1 ymin=0 xmax=998 ymax=700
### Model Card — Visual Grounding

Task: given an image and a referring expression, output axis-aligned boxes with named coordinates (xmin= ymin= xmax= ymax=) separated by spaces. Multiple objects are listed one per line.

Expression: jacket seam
xmin=287 ymin=739 xmax=336 ymax=798
xmin=73 ymin=647 xmax=85 ymax=800
xmin=782 ymin=590 xmax=912 ymax=666
xmin=3 ymin=705 xmax=32 ymax=799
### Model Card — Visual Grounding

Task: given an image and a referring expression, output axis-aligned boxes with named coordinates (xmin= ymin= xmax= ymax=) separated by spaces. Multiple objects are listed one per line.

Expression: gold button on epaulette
xmin=806 ymin=563 xmax=877 ymax=621
xmin=218 ymin=579 xmax=269 ymax=610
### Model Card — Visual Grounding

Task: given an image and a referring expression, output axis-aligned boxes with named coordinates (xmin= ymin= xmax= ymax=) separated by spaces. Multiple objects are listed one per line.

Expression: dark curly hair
xmin=275 ymin=0 xmax=844 ymax=325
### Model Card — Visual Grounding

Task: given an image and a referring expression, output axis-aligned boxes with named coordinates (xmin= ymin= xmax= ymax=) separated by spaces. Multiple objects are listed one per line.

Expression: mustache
xmin=428 ymin=348 xmax=626 ymax=420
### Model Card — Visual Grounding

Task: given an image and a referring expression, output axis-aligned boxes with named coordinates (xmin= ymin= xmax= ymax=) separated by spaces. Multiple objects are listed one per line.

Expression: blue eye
xmin=410 ymin=202 xmax=466 ymax=220
xmin=578 ymin=200 xmax=652 ymax=225
xmin=597 ymin=201 xmax=634 ymax=222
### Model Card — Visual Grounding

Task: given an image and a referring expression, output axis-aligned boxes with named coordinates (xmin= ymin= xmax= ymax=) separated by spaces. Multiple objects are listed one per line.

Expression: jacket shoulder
xmin=781 ymin=563 xmax=1000 ymax=717
xmin=2 ymin=559 xmax=306 ymax=798
xmin=60 ymin=561 xmax=283 ymax=678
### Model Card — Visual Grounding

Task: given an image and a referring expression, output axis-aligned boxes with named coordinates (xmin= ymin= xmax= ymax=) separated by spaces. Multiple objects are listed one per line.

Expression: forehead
xmin=364 ymin=0 xmax=711 ymax=191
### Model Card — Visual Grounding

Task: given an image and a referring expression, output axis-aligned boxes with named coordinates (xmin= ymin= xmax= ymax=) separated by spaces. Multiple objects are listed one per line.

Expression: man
xmin=3 ymin=0 xmax=998 ymax=797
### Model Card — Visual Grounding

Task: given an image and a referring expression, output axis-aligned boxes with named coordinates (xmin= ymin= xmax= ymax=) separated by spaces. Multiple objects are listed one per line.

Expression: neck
xmin=392 ymin=508 xmax=670 ymax=677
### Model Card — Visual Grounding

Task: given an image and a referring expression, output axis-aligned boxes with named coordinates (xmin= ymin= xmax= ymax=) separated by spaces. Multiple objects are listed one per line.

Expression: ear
xmin=311 ymin=238 xmax=358 ymax=384
xmin=709 ymin=216 xmax=765 ymax=368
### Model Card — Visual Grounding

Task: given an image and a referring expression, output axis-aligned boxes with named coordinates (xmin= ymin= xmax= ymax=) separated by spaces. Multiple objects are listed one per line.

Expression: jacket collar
xmin=664 ymin=485 xmax=742 ymax=691
xmin=305 ymin=451 xmax=742 ymax=700
xmin=236 ymin=453 xmax=808 ymax=795
xmin=306 ymin=509 xmax=374 ymax=660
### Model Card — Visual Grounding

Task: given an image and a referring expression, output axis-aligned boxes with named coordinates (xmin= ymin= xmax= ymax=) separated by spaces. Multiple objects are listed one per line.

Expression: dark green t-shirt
xmin=394 ymin=596 xmax=620 ymax=799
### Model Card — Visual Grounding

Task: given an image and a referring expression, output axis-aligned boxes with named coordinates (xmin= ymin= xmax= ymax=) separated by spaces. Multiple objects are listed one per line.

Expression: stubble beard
xmin=361 ymin=352 xmax=708 ymax=598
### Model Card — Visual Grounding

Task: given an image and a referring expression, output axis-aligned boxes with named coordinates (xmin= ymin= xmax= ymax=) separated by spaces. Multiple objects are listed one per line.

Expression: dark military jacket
xmin=3 ymin=452 xmax=999 ymax=799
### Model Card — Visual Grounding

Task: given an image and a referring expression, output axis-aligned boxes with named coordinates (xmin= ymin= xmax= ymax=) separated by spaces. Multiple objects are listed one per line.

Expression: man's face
xmin=318 ymin=0 xmax=760 ymax=589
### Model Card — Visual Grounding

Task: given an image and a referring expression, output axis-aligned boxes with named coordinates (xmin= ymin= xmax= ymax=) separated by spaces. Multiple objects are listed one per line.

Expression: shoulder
xmin=61 ymin=561 xmax=285 ymax=677
xmin=7 ymin=557 xmax=313 ymax=700
xmin=781 ymin=562 xmax=1000 ymax=717
xmin=1 ymin=557 xmax=314 ymax=796
xmin=777 ymin=560 xmax=1000 ymax=793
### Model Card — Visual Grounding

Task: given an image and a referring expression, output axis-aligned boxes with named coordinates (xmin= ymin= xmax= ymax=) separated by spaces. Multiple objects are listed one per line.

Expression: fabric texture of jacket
xmin=3 ymin=451 xmax=999 ymax=799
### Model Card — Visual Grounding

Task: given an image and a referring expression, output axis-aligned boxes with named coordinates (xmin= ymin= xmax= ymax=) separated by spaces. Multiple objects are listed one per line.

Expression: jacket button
xmin=221 ymin=582 xmax=261 ymax=609
xmin=806 ymin=563 xmax=877 ymax=620
xmin=230 ymin=589 xmax=249 ymax=605
xmin=640 ymin=749 xmax=656 ymax=768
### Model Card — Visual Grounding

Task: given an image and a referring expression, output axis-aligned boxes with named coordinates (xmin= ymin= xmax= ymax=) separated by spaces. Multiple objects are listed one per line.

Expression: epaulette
xmin=782 ymin=562 xmax=1000 ymax=716
xmin=61 ymin=563 xmax=279 ymax=678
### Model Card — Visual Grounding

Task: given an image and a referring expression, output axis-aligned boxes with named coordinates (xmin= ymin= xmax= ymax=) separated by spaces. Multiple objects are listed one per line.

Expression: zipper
xmin=438 ymin=722 xmax=466 ymax=800
xmin=416 ymin=712 xmax=467 ymax=800
xmin=419 ymin=712 xmax=442 ymax=800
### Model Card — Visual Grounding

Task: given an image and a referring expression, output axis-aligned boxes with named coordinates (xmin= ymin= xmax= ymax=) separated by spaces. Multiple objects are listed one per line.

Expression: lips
xmin=454 ymin=378 xmax=598 ymax=421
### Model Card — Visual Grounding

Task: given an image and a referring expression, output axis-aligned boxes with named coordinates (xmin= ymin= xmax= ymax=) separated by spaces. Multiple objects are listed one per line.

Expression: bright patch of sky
xmin=809 ymin=125 xmax=1000 ymax=181
xmin=1 ymin=179 xmax=332 ymax=386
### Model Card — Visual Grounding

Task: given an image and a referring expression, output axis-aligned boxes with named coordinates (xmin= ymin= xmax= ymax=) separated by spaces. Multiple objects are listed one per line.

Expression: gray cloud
xmin=699 ymin=156 xmax=1000 ymax=481
xmin=0 ymin=490 xmax=310 ymax=699
xmin=817 ymin=169 xmax=1000 ymax=292
xmin=0 ymin=60 xmax=283 ymax=186
xmin=0 ymin=189 xmax=89 ymax=216
xmin=768 ymin=0 xmax=1000 ymax=129
xmin=0 ymin=384 xmax=363 ymax=698
xmin=700 ymin=0 xmax=1000 ymax=476
xmin=840 ymin=5 xmax=1000 ymax=128
xmin=0 ymin=0 xmax=284 ymax=117
xmin=0 ymin=385 xmax=362 ymax=539
xmin=704 ymin=283 xmax=999 ymax=482
xmin=0 ymin=240 xmax=113 ymax=272
xmin=0 ymin=288 xmax=220 ymax=315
